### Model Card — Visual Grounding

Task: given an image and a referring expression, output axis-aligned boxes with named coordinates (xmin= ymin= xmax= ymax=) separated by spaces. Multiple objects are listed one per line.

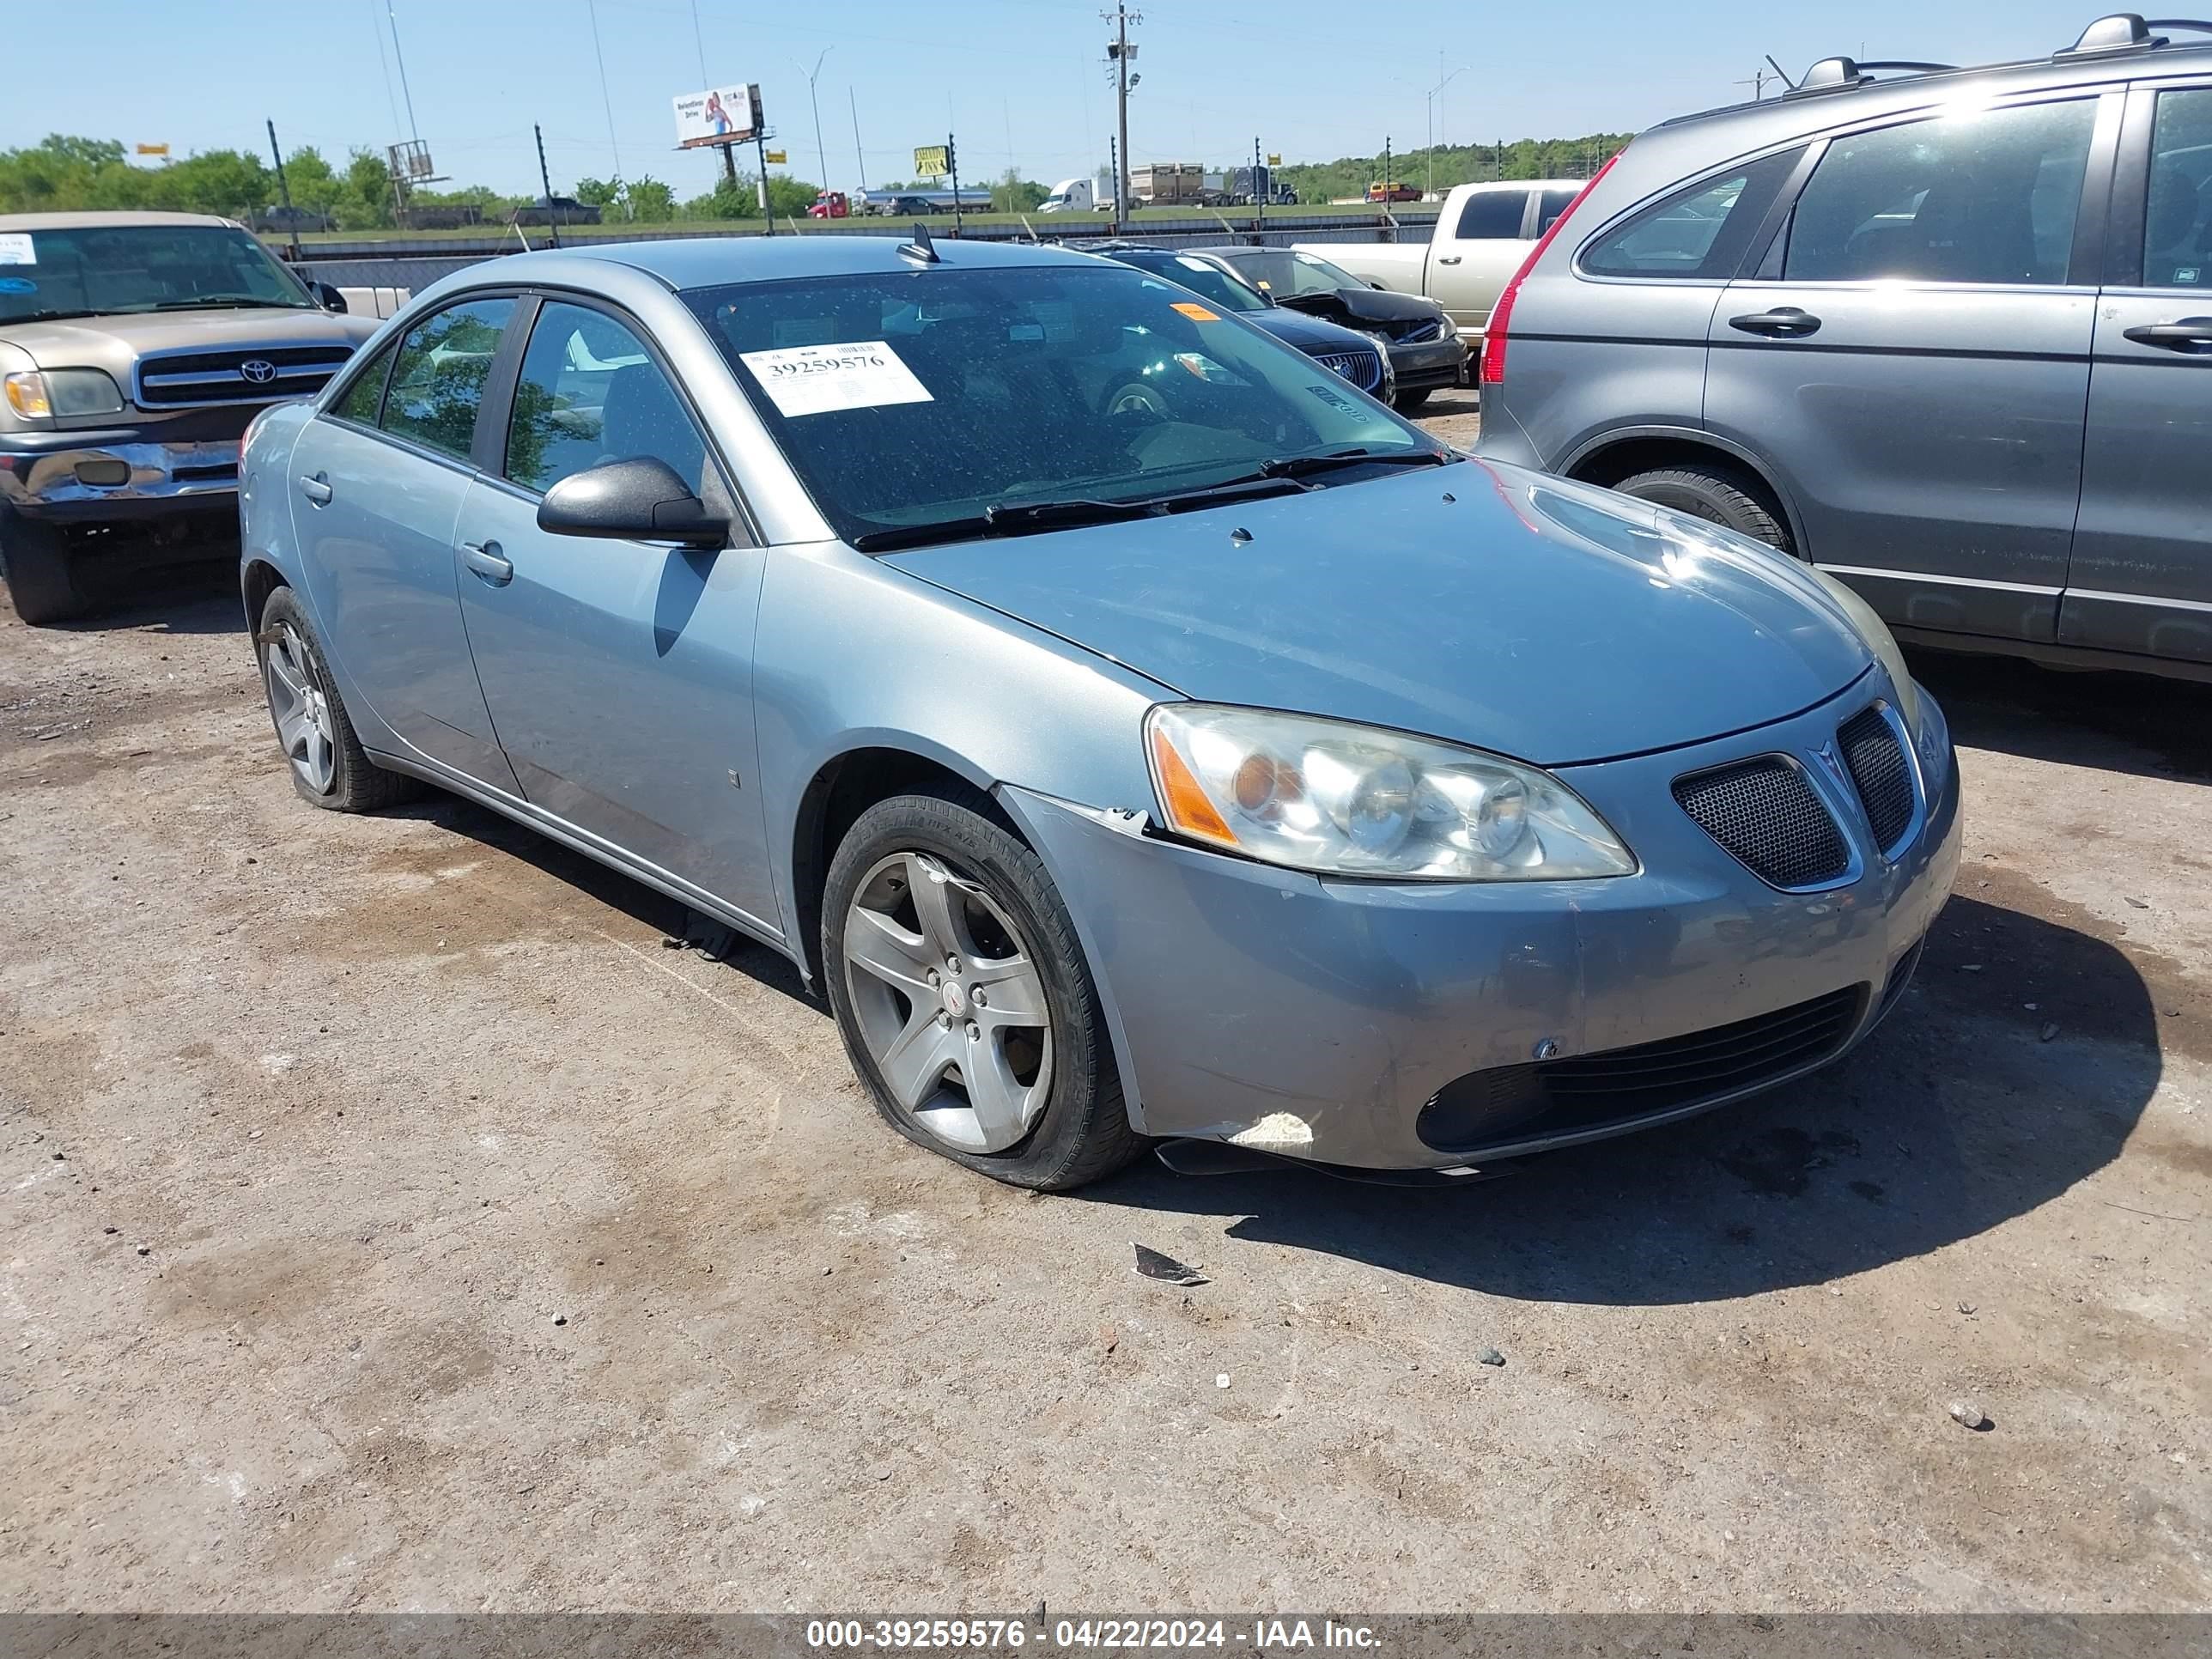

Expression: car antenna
xmin=896 ymin=220 xmax=941 ymax=264
xmin=1764 ymin=52 xmax=1798 ymax=89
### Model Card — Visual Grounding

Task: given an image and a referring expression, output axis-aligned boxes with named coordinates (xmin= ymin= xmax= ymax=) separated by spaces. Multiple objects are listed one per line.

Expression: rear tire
xmin=256 ymin=585 xmax=424 ymax=812
xmin=0 ymin=513 xmax=87 ymax=626
xmin=823 ymin=784 xmax=1143 ymax=1191
xmin=1613 ymin=464 xmax=1794 ymax=556
xmin=1393 ymin=387 xmax=1434 ymax=412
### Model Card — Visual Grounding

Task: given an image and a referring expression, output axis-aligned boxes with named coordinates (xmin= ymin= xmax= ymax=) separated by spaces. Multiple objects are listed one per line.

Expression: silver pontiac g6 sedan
xmin=239 ymin=235 xmax=1960 ymax=1190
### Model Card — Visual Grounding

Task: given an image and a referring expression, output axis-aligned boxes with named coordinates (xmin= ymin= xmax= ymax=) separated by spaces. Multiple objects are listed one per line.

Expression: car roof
xmin=526 ymin=233 xmax=1107 ymax=290
xmin=0 ymin=210 xmax=241 ymax=231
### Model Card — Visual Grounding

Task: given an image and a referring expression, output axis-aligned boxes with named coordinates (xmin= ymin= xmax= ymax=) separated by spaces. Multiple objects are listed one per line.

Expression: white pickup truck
xmin=1301 ymin=179 xmax=1588 ymax=344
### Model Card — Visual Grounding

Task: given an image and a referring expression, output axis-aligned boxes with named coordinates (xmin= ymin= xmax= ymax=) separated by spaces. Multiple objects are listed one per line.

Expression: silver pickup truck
xmin=1302 ymin=179 xmax=1587 ymax=347
xmin=1 ymin=210 xmax=378 ymax=623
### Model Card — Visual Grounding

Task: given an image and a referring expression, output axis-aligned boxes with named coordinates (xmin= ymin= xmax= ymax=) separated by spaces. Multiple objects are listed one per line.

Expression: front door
xmin=2067 ymin=82 xmax=2212 ymax=665
xmin=287 ymin=296 xmax=519 ymax=786
xmin=452 ymin=298 xmax=778 ymax=934
xmin=1701 ymin=94 xmax=2109 ymax=644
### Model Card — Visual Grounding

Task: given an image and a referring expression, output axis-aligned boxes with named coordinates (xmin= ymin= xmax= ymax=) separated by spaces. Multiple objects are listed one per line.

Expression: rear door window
xmin=1782 ymin=100 xmax=2095 ymax=285
xmin=331 ymin=342 xmax=395 ymax=426
xmin=1580 ymin=149 xmax=1804 ymax=279
xmin=1455 ymin=190 xmax=1529 ymax=240
xmin=1534 ymin=187 xmax=1581 ymax=234
xmin=2142 ymin=88 xmax=2212 ymax=288
xmin=380 ymin=296 xmax=516 ymax=461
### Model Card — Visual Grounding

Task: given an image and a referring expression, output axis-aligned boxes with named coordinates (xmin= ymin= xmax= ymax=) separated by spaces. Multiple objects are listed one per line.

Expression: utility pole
xmin=798 ymin=48 xmax=831 ymax=190
xmin=1254 ymin=135 xmax=1264 ymax=234
xmin=1734 ymin=65 xmax=1778 ymax=101
xmin=755 ymin=129 xmax=773 ymax=235
xmin=1383 ymin=135 xmax=1392 ymax=202
xmin=1105 ymin=3 xmax=1138 ymax=221
xmin=849 ymin=87 xmax=867 ymax=190
xmin=265 ymin=120 xmax=301 ymax=259
xmin=534 ymin=124 xmax=562 ymax=248
xmin=1108 ymin=134 xmax=1118 ymax=230
xmin=947 ymin=131 xmax=963 ymax=236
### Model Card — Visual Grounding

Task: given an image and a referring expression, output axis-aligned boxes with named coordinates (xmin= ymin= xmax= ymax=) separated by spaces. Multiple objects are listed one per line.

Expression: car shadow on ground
xmin=1908 ymin=647 xmax=2212 ymax=786
xmin=390 ymin=790 xmax=817 ymax=1006
xmin=1079 ymin=890 xmax=2161 ymax=1305
xmin=44 ymin=556 xmax=248 ymax=637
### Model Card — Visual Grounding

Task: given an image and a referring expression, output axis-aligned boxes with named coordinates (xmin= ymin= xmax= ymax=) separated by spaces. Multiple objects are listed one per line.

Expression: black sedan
xmin=1202 ymin=246 xmax=1464 ymax=409
xmin=1076 ymin=243 xmax=1395 ymax=407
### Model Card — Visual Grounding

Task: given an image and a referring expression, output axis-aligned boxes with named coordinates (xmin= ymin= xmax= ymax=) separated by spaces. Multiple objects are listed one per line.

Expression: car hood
xmin=2 ymin=307 xmax=374 ymax=374
xmin=883 ymin=460 xmax=1876 ymax=768
xmin=1242 ymin=306 xmax=1381 ymax=355
xmin=1279 ymin=285 xmax=1444 ymax=328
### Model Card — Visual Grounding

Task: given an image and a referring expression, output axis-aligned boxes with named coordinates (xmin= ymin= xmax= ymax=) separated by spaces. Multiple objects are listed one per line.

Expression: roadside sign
xmin=673 ymin=83 xmax=763 ymax=148
xmin=1267 ymin=153 xmax=1281 ymax=167
xmin=913 ymin=144 xmax=951 ymax=177
xmin=764 ymin=149 xmax=787 ymax=165
xmin=136 ymin=143 xmax=170 ymax=157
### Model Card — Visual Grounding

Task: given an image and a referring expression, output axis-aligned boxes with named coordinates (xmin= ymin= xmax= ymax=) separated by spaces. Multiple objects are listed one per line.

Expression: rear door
xmin=1431 ymin=186 xmax=1531 ymax=331
xmin=451 ymin=295 xmax=778 ymax=932
xmin=1703 ymin=92 xmax=2114 ymax=643
xmin=2066 ymin=81 xmax=2212 ymax=665
xmin=286 ymin=295 xmax=520 ymax=786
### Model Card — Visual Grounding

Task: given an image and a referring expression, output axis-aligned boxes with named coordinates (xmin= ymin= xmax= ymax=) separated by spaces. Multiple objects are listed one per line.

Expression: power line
xmin=584 ymin=0 xmax=627 ymax=191
xmin=366 ymin=0 xmax=403 ymax=137
xmin=386 ymin=0 xmax=422 ymax=143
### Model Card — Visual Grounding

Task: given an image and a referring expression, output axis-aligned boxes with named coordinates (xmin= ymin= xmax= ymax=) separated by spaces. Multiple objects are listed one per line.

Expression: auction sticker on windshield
xmin=0 ymin=234 xmax=36 ymax=265
xmin=738 ymin=340 xmax=933 ymax=418
xmin=1169 ymin=301 xmax=1219 ymax=322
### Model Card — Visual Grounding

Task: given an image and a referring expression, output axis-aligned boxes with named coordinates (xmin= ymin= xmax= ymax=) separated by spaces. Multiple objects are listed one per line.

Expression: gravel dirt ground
xmin=2 ymin=474 xmax=2207 ymax=1613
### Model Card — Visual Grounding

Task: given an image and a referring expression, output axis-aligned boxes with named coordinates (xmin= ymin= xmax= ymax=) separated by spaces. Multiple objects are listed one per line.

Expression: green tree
xmin=990 ymin=168 xmax=1048 ymax=212
xmin=763 ymin=173 xmax=822 ymax=220
xmin=625 ymin=175 xmax=675 ymax=221
xmin=282 ymin=147 xmax=343 ymax=217
xmin=574 ymin=175 xmax=623 ymax=208
xmin=340 ymin=149 xmax=395 ymax=228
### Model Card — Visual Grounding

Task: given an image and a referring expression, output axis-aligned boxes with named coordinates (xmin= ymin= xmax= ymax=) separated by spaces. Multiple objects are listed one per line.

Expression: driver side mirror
xmin=1369 ymin=281 xmax=1388 ymax=290
xmin=313 ymin=281 xmax=349 ymax=313
xmin=538 ymin=457 xmax=730 ymax=548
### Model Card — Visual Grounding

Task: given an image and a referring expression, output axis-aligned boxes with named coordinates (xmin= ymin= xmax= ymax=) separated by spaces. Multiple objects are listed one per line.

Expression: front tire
xmin=256 ymin=586 xmax=423 ymax=811
xmin=1613 ymin=463 xmax=1794 ymax=555
xmin=0 ymin=513 xmax=86 ymax=626
xmin=1393 ymin=387 xmax=1434 ymax=412
xmin=823 ymin=786 xmax=1142 ymax=1191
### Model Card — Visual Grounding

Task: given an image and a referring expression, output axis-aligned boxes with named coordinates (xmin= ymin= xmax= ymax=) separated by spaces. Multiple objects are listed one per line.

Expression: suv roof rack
xmin=2059 ymin=14 xmax=2212 ymax=55
xmin=1787 ymin=58 xmax=1958 ymax=96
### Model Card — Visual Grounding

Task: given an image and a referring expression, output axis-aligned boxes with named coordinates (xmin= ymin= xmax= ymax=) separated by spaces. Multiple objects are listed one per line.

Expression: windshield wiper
xmin=149 ymin=296 xmax=306 ymax=311
xmin=852 ymin=474 xmax=1317 ymax=552
xmin=1259 ymin=447 xmax=1452 ymax=480
xmin=0 ymin=308 xmax=102 ymax=325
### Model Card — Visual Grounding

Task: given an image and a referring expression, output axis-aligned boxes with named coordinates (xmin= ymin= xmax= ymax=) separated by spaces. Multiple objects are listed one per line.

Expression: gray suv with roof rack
xmin=1474 ymin=13 xmax=2212 ymax=680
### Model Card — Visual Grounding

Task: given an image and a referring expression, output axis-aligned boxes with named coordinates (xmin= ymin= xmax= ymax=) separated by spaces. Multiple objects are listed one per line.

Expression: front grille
xmin=136 ymin=343 xmax=356 ymax=408
xmin=1674 ymin=758 xmax=1849 ymax=889
xmin=1838 ymin=705 xmax=1913 ymax=851
xmin=1380 ymin=314 xmax=1453 ymax=343
xmin=1309 ymin=348 xmax=1382 ymax=392
xmin=1418 ymin=987 xmax=1868 ymax=1152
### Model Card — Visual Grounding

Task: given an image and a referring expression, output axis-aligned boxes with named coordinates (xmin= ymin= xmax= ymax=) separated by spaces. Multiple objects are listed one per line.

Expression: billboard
xmin=673 ymin=84 xmax=763 ymax=149
xmin=912 ymin=144 xmax=951 ymax=178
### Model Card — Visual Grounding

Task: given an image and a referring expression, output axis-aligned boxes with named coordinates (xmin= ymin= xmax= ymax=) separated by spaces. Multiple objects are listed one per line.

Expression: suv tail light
xmin=1480 ymin=152 xmax=1621 ymax=386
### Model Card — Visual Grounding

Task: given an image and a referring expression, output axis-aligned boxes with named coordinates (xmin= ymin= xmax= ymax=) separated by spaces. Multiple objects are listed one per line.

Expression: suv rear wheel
xmin=1613 ymin=464 xmax=1794 ymax=556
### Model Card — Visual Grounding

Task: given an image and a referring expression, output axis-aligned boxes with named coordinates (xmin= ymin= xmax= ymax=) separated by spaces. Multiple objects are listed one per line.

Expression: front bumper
xmin=1004 ymin=673 xmax=1961 ymax=1170
xmin=1387 ymin=335 xmax=1467 ymax=392
xmin=2 ymin=410 xmax=257 ymax=522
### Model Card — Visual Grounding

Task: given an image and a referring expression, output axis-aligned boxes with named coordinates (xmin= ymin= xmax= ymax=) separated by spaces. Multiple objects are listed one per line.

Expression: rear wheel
xmin=823 ymin=786 xmax=1143 ymax=1191
xmin=256 ymin=586 xmax=423 ymax=811
xmin=1613 ymin=464 xmax=1794 ymax=555
xmin=1393 ymin=387 xmax=1434 ymax=412
xmin=0 ymin=513 xmax=86 ymax=626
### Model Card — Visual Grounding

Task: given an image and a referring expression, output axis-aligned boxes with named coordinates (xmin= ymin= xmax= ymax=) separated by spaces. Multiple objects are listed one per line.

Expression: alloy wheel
xmin=264 ymin=622 xmax=336 ymax=795
xmin=842 ymin=850 xmax=1054 ymax=1153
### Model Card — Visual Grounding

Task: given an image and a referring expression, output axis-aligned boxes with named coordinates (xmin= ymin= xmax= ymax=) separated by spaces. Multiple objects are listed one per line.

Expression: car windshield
xmin=0 ymin=223 xmax=315 ymax=323
xmin=686 ymin=264 xmax=1437 ymax=548
xmin=1217 ymin=249 xmax=1362 ymax=297
xmin=1103 ymin=251 xmax=1270 ymax=313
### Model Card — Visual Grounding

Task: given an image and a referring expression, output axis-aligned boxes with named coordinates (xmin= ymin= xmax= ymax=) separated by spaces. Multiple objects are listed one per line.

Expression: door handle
xmin=459 ymin=540 xmax=514 ymax=586
xmin=297 ymin=472 xmax=332 ymax=506
xmin=1729 ymin=307 xmax=1822 ymax=337
xmin=2122 ymin=316 xmax=2212 ymax=351
xmin=1437 ymin=254 xmax=1462 ymax=265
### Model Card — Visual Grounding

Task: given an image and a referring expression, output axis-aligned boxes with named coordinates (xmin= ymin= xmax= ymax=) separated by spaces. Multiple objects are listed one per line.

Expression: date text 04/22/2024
xmin=804 ymin=1620 xmax=1381 ymax=1651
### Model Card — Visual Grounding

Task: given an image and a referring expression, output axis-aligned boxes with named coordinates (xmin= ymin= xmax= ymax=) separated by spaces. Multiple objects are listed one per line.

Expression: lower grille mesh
xmin=1838 ymin=706 xmax=1913 ymax=849
xmin=1673 ymin=758 xmax=1849 ymax=888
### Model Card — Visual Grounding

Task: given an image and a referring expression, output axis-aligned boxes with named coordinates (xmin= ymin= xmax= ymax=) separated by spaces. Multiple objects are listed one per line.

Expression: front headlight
xmin=3 ymin=368 xmax=126 ymax=420
xmin=1146 ymin=704 xmax=1636 ymax=881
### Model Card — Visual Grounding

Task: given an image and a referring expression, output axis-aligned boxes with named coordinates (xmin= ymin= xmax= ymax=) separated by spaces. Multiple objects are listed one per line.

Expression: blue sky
xmin=6 ymin=0 xmax=2114 ymax=196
